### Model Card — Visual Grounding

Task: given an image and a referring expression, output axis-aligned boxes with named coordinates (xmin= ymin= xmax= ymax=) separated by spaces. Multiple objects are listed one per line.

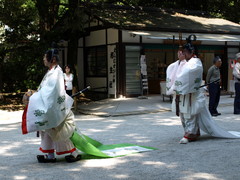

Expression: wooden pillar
xmin=117 ymin=30 xmax=125 ymax=97
xmin=223 ymin=41 xmax=228 ymax=91
xmin=105 ymin=28 xmax=109 ymax=95
xmin=172 ymin=35 xmax=175 ymax=62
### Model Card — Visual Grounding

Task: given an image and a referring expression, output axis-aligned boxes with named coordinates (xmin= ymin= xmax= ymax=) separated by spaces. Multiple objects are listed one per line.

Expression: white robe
xmin=22 ymin=65 xmax=74 ymax=134
xmin=167 ymin=58 xmax=205 ymax=118
xmin=166 ymin=58 xmax=240 ymax=138
xmin=233 ymin=62 xmax=240 ymax=81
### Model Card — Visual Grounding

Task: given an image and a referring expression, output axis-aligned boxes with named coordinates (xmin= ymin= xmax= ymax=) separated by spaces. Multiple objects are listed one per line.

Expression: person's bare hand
xmin=22 ymin=90 xmax=35 ymax=106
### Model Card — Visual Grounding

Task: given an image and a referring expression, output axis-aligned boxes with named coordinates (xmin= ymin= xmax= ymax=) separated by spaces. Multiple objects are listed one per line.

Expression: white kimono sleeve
xmin=166 ymin=60 xmax=186 ymax=95
xmin=174 ymin=58 xmax=203 ymax=95
xmin=233 ymin=62 xmax=240 ymax=79
xmin=23 ymin=66 xmax=73 ymax=134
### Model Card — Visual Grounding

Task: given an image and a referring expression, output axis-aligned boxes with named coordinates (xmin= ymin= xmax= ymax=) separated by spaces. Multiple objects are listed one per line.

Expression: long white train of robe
xmin=166 ymin=58 xmax=240 ymax=138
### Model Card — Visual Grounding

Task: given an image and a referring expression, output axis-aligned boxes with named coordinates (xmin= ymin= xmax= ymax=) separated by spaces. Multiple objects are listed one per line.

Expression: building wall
xmin=77 ymin=47 xmax=84 ymax=90
xmin=106 ymin=28 xmax=118 ymax=97
xmin=142 ymin=36 xmax=164 ymax=44
xmin=227 ymin=42 xmax=240 ymax=46
xmin=57 ymin=40 xmax=68 ymax=70
xmin=79 ymin=38 xmax=84 ymax=47
xmin=85 ymin=30 xmax=106 ymax=47
xmin=107 ymin=28 xmax=118 ymax=44
xmin=121 ymin=30 xmax=240 ymax=94
xmin=76 ymin=28 xmax=240 ymax=97
xmin=201 ymin=41 xmax=225 ymax=45
xmin=78 ymin=28 xmax=119 ymax=97
xmin=86 ymin=77 xmax=107 ymax=92
xmin=84 ymin=30 xmax=107 ymax=92
xmin=107 ymin=45 xmax=117 ymax=97
xmin=122 ymin=31 xmax=140 ymax=43
xmin=60 ymin=41 xmax=68 ymax=67
xmin=76 ymin=38 xmax=84 ymax=90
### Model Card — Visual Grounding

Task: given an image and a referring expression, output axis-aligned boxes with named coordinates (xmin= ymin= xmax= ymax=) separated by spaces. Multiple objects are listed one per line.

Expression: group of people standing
xmin=166 ymin=37 xmax=240 ymax=144
xmin=206 ymin=53 xmax=240 ymax=115
xmin=22 ymin=38 xmax=240 ymax=163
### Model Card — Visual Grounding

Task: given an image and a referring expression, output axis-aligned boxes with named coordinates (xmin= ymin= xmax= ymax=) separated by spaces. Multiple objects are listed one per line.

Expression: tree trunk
xmin=67 ymin=35 xmax=79 ymax=90
xmin=67 ymin=0 xmax=82 ymax=91
xmin=36 ymin=0 xmax=60 ymax=43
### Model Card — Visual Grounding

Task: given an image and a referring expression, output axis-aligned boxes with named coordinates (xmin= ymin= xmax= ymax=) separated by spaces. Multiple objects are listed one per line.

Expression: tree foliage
xmin=0 ymin=0 xmax=44 ymax=92
xmin=102 ymin=0 xmax=240 ymax=23
xmin=0 ymin=0 xmax=68 ymax=92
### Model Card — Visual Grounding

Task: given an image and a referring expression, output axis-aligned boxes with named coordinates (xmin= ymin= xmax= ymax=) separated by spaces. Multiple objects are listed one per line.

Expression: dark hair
xmin=64 ymin=65 xmax=72 ymax=73
xmin=45 ymin=49 xmax=59 ymax=62
xmin=213 ymin=56 xmax=221 ymax=64
xmin=183 ymin=34 xmax=198 ymax=56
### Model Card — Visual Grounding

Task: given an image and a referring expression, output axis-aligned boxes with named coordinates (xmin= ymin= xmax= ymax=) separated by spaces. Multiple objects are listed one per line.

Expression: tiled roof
xmin=88 ymin=5 xmax=240 ymax=35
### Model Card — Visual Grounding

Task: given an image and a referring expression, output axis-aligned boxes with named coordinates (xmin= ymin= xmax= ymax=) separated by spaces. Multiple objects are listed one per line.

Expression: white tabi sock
xmin=71 ymin=150 xmax=79 ymax=158
xmin=179 ymin=137 xmax=189 ymax=144
xmin=47 ymin=152 xmax=55 ymax=159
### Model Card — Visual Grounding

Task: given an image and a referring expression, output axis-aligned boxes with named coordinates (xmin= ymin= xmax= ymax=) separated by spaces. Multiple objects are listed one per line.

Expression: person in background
xmin=206 ymin=56 xmax=222 ymax=116
xmin=64 ymin=65 xmax=74 ymax=96
xmin=233 ymin=53 xmax=240 ymax=114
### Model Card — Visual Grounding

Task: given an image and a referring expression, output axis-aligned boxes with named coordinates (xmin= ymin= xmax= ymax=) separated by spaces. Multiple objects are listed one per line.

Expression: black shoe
xmin=37 ymin=155 xmax=56 ymax=163
xmin=217 ymin=113 xmax=221 ymax=116
xmin=211 ymin=113 xmax=218 ymax=117
xmin=65 ymin=155 xmax=81 ymax=163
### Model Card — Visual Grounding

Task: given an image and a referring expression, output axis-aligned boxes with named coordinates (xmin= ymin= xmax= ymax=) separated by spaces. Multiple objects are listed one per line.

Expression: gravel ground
xmin=0 ymin=103 xmax=240 ymax=180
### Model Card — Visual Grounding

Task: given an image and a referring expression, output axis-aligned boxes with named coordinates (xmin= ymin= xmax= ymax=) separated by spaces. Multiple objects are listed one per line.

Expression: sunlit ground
xmin=0 ymin=100 xmax=239 ymax=180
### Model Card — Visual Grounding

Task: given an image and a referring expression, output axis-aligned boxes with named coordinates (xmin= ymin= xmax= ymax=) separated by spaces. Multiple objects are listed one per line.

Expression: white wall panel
xmin=107 ymin=28 xmax=118 ymax=44
xmin=85 ymin=30 xmax=106 ymax=47
xmin=86 ymin=77 xmax=107 ymax=92
xmin=107 ymin=45 xmax=117 ymax=97
xmin=122 ymin=30 xmax=140 ymax=43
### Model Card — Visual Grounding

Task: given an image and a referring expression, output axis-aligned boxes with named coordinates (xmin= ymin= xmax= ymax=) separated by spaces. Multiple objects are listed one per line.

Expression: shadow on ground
xmin=0 ymin=110 xmax=240 ymax=180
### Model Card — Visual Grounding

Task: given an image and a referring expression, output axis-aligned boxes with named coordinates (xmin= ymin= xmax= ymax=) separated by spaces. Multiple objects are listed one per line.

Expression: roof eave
xmin=116 ymin=25 xmax=240 ymax=35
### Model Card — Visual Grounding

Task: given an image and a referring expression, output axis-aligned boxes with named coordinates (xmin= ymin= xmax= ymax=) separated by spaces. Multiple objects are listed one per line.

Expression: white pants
xmin=40 ymin=131 xmax=76 ymax=155
xmin=39 ymin=111 xmax=76 ymax=155
xmin=180 ymin=113 xmax=200 ymax=140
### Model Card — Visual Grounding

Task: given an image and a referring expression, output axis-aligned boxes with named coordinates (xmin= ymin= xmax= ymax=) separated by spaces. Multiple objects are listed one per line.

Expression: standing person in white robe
xmin=233 ymin=53 xmax=240 ymax=114
xmin=166 ymin=40 xmax=240 ymax=144
xmin=22 ymin=49 xmax=81 ymax=163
